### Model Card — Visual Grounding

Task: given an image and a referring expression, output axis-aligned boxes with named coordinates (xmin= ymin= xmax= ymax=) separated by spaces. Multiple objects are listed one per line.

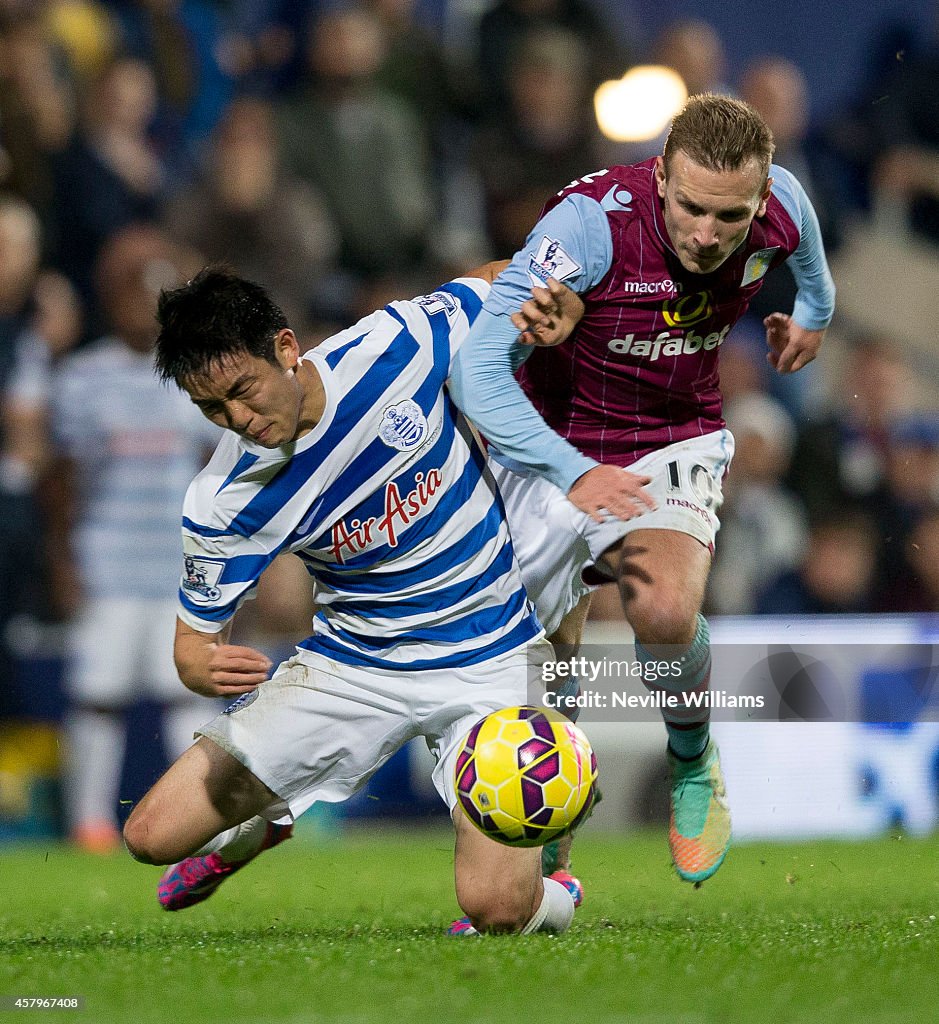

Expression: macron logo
xmin=623 ymin=279 xmax=676 ymax=295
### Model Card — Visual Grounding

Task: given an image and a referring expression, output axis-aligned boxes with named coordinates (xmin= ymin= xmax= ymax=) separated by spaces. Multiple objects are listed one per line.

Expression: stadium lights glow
xmin=594 ymin=66 xmax=688 ymax=142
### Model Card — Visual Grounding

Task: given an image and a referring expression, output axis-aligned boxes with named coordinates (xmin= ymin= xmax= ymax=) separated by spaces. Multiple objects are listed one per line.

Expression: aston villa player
xmin=452 ymin=94 xmax=836 ymax=885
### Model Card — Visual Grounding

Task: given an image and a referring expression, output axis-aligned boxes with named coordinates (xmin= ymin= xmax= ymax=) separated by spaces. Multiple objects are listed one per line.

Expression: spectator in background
xmin=476 ymin=0 xmax=628 ymax=113
xmin=473 ymin=27 xmax=600 ymax=254
xmin=364 ymin=0 xmax=488 ymax=271
xmin=738 ymin=56 xmax=840 ymax=417
xmin=215 ymin=1 xmax=305 ymax=98
xmin=0 ymin=195 xmax=44 ymax=391
xmin=810 ymin=18 xmax=919 ymax=221
xmin=0 ymin=8 xmax=76 ymax=222
xmin=756 ymin=512 xmax=879 ymax=615
xmin=51 ymin=56 xmax=165 ymax=325
xmin=162 ymin=95 xmax=339 ymax=330
xmin=864 ymin=20 xmax=939 ymax=245
xmin=1 ymin=201 xmax=83 ymax=494
xmin=652 ymin=19 xmax=731 ymax=98
xmin=739 ymin=54 xmax=842 ymax=256
xmin=112 ymin=0 xmax=234 ymax=164
xmin=871 ymin=414 xmax=939 ymax=602
xmin=604 ymin=18 xmax=730 ymax=166
xmin=883 ymin=506 xmax=939 ymax=612
xmin=708 ymin=394 xmax=808 ymax=615
xmin=45 ymin=0 xmax=120 ymax=85
xmin=739 ymin=57 xmax=817 ymax=215
xmin=718 ymin=324 xmax=772 ymax=405
xmin=44 ymin=224 xmax=219 ymax=853
xmin=0 ymin=196 xmax=66 ymax=717
xmin=787 ymin=334 xmax=920 ymax=521
xmin=366 ymin=0 xmax=473 ymax=157
xmin=276 ymin=7 xmax=434 ymax=306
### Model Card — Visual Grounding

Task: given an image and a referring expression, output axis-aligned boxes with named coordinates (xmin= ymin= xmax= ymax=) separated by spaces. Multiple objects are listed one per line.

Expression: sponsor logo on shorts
xmin=379 ymin=399 xmax=427 ymax=452
xmin=607 ymin=325 xmax=731 ymax=360
xmin=181 ymin=555 xmax=223 ymax=604
xmin=666 ymin=496 xmax=711 ymax=523
xmin=527 ymin=236 xmax=582 ymax=287
xmin=222 ymin=690 xmax=259 ymax=715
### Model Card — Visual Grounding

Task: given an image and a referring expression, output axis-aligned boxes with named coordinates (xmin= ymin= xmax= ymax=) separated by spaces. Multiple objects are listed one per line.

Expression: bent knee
xmin=624 ymin=590 xmax=699 ymax=645
xmin=123 ymin=808 xmax=184 ymax=865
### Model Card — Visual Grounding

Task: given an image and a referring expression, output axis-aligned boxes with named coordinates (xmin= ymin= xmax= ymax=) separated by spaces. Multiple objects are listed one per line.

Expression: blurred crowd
xmin=1 ymin=0 xmax=939 ymax=843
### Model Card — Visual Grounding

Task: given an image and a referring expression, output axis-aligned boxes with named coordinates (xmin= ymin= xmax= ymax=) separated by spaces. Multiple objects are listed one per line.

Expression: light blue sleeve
xmin=450 ymin=194 xmax=613 ymax=493
xmin=769 ymin=164 xmax=836 ymax=330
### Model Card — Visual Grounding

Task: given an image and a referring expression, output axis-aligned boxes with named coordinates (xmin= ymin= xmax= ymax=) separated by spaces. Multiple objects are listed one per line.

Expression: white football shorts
xmin=493 ymin=429 xmax=735 ymax=635
xmin=66 ymin=597 xmax=194 ymax=705
xmin=197 ymin=640 xmax=553 ymax=820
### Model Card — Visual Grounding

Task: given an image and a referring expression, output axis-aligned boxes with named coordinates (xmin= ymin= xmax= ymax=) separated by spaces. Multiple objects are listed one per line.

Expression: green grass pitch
xmin=2 ymin=826 xmax=938 ymax=1024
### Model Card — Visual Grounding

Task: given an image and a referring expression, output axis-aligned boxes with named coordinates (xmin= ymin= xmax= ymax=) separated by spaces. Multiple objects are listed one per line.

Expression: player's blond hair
xmin=664 ymin=94 xmax=775 ymax=179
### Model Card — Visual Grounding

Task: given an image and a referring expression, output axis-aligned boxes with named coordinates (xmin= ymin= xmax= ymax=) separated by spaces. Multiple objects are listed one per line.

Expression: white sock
xmin=521 ymin=877 xmax=575 ymax=935
xmin=192 ymin=815 xmax=269 ymax=862
xmin=64 ymin=708 xmax=126 ymax=831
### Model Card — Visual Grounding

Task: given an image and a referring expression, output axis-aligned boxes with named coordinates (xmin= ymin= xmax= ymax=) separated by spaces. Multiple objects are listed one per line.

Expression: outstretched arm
xmin=451 ymin=194 xmax=654 ymax=521
xmin=462 ymin=261 xmax=585 ymax=347
xmin=512 ymin=277 xmax=585 ymax=347
xmin=764 ymin=313 xmax=824 ymax=374
xmin=451 ymin=194 xmax=608 ymax=496
xmin=765 ymin=165 xmax=836 ymax=374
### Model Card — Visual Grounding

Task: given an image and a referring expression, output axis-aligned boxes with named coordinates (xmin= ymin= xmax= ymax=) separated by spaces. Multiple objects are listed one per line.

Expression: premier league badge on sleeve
xmin=528 ymin=235 xmax=582 ymax=287
xmin=379 ymin=399 xmax=428 ymax=452
xmin=415 ymin=291 xmax=458 ymax=319
xmin=181 ymin=554 xmax=224 ymax=604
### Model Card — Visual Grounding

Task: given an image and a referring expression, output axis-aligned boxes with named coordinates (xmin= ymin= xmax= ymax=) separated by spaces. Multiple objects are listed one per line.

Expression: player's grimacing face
xmin=184 ymin=332 xmax=306 ymax=447
xmin=655 ymin=151 xmax=771 ymax=274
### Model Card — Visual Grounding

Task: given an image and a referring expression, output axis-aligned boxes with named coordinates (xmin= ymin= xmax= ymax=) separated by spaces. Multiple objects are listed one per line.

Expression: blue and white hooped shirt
xmin=178 ymin=277 xmax=542 ymax=672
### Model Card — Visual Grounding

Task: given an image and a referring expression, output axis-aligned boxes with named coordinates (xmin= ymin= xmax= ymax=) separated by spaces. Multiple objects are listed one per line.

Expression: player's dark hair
xmin=154 ymin=266 xmax=289 ymax=386
xmin=664 ymin=93 xmax=775 ymax=180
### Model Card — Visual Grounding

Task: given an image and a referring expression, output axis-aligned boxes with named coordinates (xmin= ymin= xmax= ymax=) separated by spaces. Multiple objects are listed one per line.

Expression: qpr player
xmin=451 ymin=94 xmax=836 ymax=884
xmin=122 ymin=264 xmax=585 ymax=936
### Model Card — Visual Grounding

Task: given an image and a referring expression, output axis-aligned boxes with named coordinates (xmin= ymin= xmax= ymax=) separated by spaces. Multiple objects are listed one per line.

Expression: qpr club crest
xmin=181 ymin=554 xmax=223 ymax=604
xmin=379 ymin=399 xmax=428 ymax=452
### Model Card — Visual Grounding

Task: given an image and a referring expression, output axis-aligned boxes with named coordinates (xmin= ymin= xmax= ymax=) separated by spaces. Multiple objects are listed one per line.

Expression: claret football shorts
xmin=492 ymin=429 xmax=735 ymax=635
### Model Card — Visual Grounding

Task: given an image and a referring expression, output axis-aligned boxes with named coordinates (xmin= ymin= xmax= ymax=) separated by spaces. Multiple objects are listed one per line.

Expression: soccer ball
xmin=454 ymin=706 xmax=598 ymax=847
